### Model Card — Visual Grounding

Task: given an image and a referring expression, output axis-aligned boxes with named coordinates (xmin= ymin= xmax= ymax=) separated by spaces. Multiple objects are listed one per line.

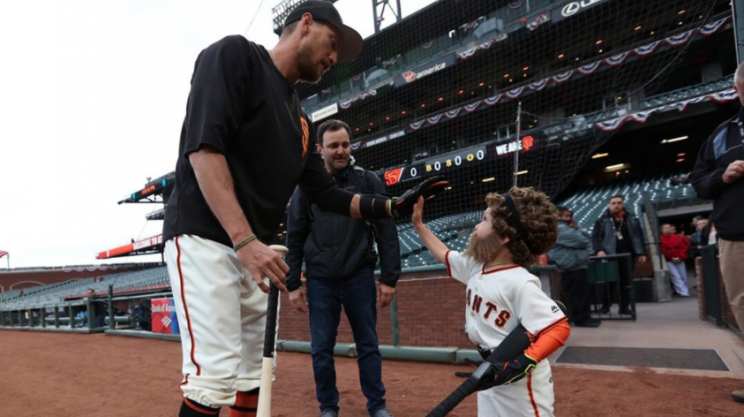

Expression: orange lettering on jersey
xmin=300 ymin=117 xmax=309 ymax=158
xmin=483 ymin=301 xmax=498 ymax=320
xmin=472 ymin=295 xmax=483 ymax=313
xmin=494 ymin=310 xmax=512 ymax=328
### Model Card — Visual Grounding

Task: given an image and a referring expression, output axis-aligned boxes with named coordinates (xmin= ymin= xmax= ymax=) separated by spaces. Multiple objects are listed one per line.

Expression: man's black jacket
xmin=285 ymin=164 xmax=401 ymax=291
xmin=690 ymin=107 xmax=744 ymax=241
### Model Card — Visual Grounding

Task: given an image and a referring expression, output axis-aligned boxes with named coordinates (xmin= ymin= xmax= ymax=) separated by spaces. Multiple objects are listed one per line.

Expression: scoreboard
xmin=383 ymin=135 xmax=537 ymax=186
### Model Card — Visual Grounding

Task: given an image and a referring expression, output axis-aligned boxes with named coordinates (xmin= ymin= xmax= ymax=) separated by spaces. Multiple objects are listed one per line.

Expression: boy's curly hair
xmin=485 ymin=187 xmax=558 ymax=267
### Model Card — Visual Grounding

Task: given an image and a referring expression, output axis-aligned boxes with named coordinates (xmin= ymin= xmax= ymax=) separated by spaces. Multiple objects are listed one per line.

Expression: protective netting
xmin=293 ymin=0 xmax=732 ymax=223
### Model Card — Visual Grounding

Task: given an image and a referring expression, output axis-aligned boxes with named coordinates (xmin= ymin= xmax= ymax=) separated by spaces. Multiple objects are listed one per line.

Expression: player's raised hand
xmin=411 ymin=196 xmax=425 ymax=226
xmin=390 ymin=176 xmax=448 ymax=219
xmin=238 ymin=239 xmax=289 ymax=293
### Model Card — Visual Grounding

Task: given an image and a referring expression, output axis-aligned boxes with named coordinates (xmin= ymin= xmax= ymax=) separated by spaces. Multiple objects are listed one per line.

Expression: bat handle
xmin=425 ymin=377 xmax=478 ymax=417
xmin=263 ymin=284 xmax=280 ymax=357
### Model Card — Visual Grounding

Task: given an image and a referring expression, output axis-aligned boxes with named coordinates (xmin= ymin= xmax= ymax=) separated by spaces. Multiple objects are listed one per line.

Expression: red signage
xmin=384 ymin=167 xmax=405 ymax=186
xmin=522 ymin=135 xmax=534 ymax=151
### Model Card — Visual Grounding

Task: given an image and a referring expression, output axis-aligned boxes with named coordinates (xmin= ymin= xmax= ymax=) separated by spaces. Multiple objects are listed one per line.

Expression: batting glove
xmin=492 ymin=353 xmax=538 ymax=386
xmin=390 ymin=176 xmax=449 ymax=218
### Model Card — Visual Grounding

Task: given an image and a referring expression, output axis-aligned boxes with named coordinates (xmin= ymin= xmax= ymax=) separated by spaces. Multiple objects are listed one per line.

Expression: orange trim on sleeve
xmin=535 ymin=316 xmax=569 ymax=337
xmin=524 ymin=319 xmax=570 ymax=362
xmin=445 ymin=250 xmax=452 ymax=277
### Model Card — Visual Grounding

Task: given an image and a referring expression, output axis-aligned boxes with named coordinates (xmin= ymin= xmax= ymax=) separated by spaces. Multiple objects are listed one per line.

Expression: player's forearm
xmin=524 ymin=320 xmax=570 ymax=362
xmin=315 ymin=190 xmax=390 ymax=219
xmin=349 ymin=194 xmax=362 ymax=218
xmin=189 ymin=147 xmax=254 ymax=245
xmin=413 ymin=222 xmax=449 ymax=264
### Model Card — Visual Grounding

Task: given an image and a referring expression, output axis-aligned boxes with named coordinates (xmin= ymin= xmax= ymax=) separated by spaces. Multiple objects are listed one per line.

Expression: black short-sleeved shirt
xmin=163 ymin=35 xmax=336 ymax=246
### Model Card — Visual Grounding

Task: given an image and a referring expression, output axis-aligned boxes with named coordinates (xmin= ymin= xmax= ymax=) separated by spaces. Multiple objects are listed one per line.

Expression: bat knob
xmin=268 ymin=244 xmax=289 ymax=258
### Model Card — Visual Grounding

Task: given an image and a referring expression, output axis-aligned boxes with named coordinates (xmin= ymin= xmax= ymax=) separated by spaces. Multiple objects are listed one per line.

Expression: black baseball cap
xmin=283 ymin=0 xmax=363 ymax=63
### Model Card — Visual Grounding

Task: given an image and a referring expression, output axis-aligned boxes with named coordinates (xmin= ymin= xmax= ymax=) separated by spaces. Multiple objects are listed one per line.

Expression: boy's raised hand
xmin=412 ymin=196 xmax=425 ymax=225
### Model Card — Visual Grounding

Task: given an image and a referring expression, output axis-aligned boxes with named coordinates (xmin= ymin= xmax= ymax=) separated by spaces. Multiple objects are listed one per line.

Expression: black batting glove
xmin=390 ymin=176 xmax=449 ymax=218
xmin=491 ymin=353 xmax=538 ymax=386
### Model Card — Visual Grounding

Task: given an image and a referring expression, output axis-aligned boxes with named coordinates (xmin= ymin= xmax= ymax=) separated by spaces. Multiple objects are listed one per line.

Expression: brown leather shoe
xmin=732 ymin=387 xmax=744 ymax=403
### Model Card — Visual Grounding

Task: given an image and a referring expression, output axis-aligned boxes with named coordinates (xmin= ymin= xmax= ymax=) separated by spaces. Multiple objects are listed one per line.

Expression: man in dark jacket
xmin=286 ymin=119 xmax=400 ymax=417
xmin=548 ymin=207 xmax=600 ymax=327
xmin=690 ymin=61 xmax=744 ymax=403
xmin=591 ymin=195 xmax=647 ymax=315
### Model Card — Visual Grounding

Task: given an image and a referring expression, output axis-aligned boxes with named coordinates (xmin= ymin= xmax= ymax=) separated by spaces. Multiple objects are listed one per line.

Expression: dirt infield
xmin=1 ymin=331 xmax=742 ymax=416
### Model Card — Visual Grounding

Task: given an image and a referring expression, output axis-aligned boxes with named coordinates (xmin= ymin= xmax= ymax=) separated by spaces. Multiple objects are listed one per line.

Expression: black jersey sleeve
xmin=182 ymin=36 xmax=252 ymax=157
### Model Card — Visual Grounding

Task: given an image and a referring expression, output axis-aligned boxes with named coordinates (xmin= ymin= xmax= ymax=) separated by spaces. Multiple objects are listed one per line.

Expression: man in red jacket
xmin=660 ymin=224 xmax=690 ymax=297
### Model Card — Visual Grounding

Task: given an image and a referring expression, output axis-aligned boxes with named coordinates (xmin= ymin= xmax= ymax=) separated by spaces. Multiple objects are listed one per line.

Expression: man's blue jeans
xmin=306 ymin=268 xmax=386 ymax=414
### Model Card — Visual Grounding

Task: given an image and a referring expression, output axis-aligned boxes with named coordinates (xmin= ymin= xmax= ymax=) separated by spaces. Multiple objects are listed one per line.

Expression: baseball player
xmin=162 ymin=2 xmax=448 ymax=416
xmin=411 ymin=188 xmax=570 ymax=417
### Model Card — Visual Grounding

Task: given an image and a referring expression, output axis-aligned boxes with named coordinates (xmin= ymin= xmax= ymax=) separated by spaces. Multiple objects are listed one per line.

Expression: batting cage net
xmin=290 ymin=0 xmax=733 ymax=253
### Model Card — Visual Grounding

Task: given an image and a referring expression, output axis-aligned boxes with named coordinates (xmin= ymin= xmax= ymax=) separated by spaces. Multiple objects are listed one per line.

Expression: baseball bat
xmin=256 ymin=244 xmax=289 ymax=417
xmin=425 ymin=300 xmax=568 ymax=417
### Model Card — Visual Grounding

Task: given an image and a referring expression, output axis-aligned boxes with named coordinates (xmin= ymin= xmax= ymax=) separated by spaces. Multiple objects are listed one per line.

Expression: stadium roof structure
xmin=299 ymin=0 xmax=732 ymax=124
xmin=295 ymin=0 xmax=513 ymax=101
xmin=345 ymin=16 xmax=732 ymax=151
xmin=117 ymin=172 xmax=175 ymax=205
xmin=370 ymin=74 xmax=735 ymax=195
xmin=96 ymin=235 xmax=164 ymax=260
xmin=99 ymin=172 xmax=173 ymax=261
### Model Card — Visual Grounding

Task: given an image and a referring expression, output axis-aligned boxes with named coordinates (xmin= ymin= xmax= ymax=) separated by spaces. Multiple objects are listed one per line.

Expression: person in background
xmin=85 ymin=288 xmax=107 ymax=327
xmin=548 ymin=207 xmax=600 ymax=327
xmin=659 ymin=224 xmax=690 ymax=297
xmin=591 ymin=195 xmax=647 ymax=315
xmin=285 ymin=119 xmax=400 ymax=417
xmin=690 ymin=59 xmax=744 ymax=403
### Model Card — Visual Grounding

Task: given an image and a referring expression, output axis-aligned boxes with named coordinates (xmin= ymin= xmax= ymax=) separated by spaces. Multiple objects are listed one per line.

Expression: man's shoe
xmin=733 ymin=388 xmax=744 ymax=403
xmin=370 ymin=407 xmax=395 ymax=417
xmin=619 ymin=306 xmax=633 ymax=315
xmin=599 ymin=305 xmax=610 ymax=315
xmin=321 ymin=410 xmax=339 ymax=417
xmin=575 ymin=318 xmax=601 ymax=328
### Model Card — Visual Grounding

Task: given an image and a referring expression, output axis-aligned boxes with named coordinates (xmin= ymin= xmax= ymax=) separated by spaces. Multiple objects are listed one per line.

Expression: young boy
xmin=412 ymin=187 xmax=570 ymax=417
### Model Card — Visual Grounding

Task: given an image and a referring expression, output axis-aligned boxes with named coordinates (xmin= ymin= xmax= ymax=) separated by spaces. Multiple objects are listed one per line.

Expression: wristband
xmin=233 ymin=234 xmax=257 ymax=252
xmin=359 ymin=194 xmax=392 ymax=219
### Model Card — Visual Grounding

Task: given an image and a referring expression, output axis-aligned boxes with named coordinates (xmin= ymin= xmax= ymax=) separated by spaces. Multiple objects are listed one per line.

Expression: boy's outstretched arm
xmin=412 ymin=196 xmax=449 ymax=264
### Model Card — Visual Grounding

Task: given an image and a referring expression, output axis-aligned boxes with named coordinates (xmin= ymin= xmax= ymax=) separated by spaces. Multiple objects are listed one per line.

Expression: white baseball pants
xmin=164 ymin=234 xmax=278 ymax=408
xmin=477 ymin=361 xmax=555 ymax=417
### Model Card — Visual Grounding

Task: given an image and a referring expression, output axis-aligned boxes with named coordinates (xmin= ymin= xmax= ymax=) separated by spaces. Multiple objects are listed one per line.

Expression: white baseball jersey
xmin=445 ymin=250 xmax=565 ymax=348
xmin=445 ymin=250 xmax=565 ymax=417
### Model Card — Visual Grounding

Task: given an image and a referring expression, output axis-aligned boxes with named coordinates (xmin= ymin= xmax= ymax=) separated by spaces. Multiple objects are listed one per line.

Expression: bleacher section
xmin=393 ymin=174 xmax=699 ymax=268
xmin=561 ymin=175 xmax=699 ymax=231
xmin=0 ymin=267 xmax=169 ymax=311
xmin=398 ymin=210 xmax=482 ymax=269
